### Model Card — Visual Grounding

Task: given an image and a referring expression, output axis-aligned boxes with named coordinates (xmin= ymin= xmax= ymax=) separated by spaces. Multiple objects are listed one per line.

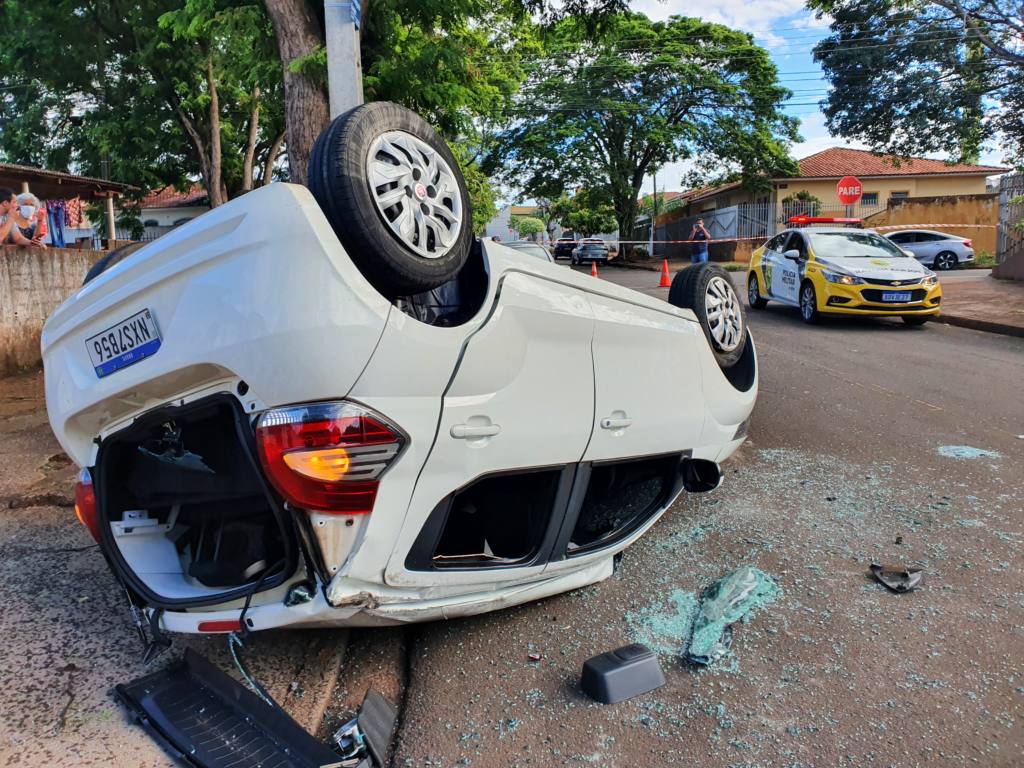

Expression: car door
xmin=913 ymin=233 xmax=944 ymax=264
xmin=583 ymin=292 xmax=705 ymax=463
xmin=760 ymin=233 xmax=786 ymax=300
xmin=385 ymin=271 xmax=596 ymax=587
xmin=770 ymin=232 xmax=802 ymax=305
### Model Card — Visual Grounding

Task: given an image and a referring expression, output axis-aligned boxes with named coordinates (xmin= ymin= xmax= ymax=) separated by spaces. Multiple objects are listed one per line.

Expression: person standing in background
xmin=14 ymin=193 xmax=48 ymax=247
xmin=690 ymin=219 xmax=710 ymax=264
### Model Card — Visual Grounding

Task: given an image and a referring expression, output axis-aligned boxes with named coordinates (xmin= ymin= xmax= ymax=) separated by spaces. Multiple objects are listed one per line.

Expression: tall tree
xmin=807 ymin=0 xmax=1023 ymax=164
xmin=263 ymin=0 xmax=628 ymax=182
xmin=488 ymin=13 xmax=799 ymax=239
xmin=0 ymin=0 xmax=286 ymax=205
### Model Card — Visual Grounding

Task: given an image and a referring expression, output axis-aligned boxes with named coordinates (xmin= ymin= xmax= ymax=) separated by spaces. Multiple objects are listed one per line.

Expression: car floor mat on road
xmin=114 ymin=648 xmax=349 ymax=768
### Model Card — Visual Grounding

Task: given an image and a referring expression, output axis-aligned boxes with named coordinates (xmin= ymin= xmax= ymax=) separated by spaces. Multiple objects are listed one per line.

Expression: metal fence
xmin=996 ymin=173 xmax=1024 ymax=266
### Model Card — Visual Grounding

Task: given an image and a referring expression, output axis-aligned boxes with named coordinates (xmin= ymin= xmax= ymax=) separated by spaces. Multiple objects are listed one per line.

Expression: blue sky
xmin=630 ymin=0 xmax=1004 ymax=192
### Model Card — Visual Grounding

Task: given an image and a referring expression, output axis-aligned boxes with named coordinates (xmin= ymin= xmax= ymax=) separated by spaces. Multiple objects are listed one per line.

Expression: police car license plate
xmin=881 ymin=291 xmax=912 ymax=303
xmin=86 ymin=309 xmax=162 ymax=378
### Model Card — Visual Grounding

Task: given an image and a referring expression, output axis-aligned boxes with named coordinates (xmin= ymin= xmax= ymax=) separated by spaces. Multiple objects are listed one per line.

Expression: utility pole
xmin=648 ymin=169 xmax=658 ymax=258
xmin=324 ymin=1 xmax=364 ymax=118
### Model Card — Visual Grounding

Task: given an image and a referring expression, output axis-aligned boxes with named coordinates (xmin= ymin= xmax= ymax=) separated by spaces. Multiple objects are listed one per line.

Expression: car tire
xmin=669 ymin=264 xmax=747 ymax=369
xmin=308 ymin=101 xmax=473 ymax=299
xmin=747 ymin=273 xmax=768 ymax=309
xmin=902 ymin=315 xmax=929 ymax=326
xmin=934 ymin=251 xmax=957 ymax=271
xmin=82 ymin=241 xmax=149 ymax=285
xmin=799 ymin=281 xmax=819 ymax=324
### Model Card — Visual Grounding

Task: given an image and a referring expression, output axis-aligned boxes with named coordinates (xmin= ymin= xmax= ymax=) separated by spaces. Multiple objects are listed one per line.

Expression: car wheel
xmin=82 ymin=241 xmax=149 ymax=285
xmin=747 ymin=274 xmax=767 ymax=309
xmin=934 ymin=251 xmax=957 ymax=271
xmin=669 ymin=264 xmax=747 ymax=369
xmin=308 ymin=101 xmax=472 ymax=299
xmin=902 ymin=315 xmax=929 ymax=326
xmin=799 ymin=281 xmax=819 ymax=324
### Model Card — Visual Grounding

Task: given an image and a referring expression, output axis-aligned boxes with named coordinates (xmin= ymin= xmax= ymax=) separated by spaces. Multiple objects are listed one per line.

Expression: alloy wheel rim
xmin=705 ymin=275 xmax=744 ymax=352
xmin=801 ymin=286 xmax=814 ymax=319
xmin=938 ymin=253 xmax=953 ymax=269
xmin=366 ymin=131 xmax=463 ymax=259
xmin=748 ymin=277 xmax=759 ymax=305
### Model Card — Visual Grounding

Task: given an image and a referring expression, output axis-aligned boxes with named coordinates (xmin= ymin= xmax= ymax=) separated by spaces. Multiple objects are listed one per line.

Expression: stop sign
xmin=836 ymin=176 xmax=863 ymax=205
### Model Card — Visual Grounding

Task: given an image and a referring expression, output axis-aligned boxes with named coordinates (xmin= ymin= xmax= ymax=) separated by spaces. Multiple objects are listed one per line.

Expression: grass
xmin=969 ymin=251 xmax=996 ymax=269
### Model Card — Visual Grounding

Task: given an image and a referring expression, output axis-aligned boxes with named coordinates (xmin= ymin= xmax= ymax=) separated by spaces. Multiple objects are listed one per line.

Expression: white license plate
xmin=881 ymin=291 xmax=912 ymax=303
xmin=86 ymin=309 xmax=162 ymax=378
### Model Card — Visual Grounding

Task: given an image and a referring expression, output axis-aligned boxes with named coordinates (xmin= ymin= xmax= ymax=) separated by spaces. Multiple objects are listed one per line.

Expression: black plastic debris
xmin=115 ymin=649 xmax=348 ymax=768
xmin=581 ymin=644 xmax=665 ymax=704
xmin=870 ymin=563 xmax=923 ymax=593
xmin=332 ymin=689 xmax=397 ymax=767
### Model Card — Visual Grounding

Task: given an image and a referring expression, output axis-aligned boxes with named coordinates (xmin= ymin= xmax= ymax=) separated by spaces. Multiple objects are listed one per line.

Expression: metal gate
xmin=997 ymin=173 xmax=1024 ymax=266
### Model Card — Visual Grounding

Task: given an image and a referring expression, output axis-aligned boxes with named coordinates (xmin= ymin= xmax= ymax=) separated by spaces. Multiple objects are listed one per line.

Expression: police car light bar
xmin=788 ymin=216 xmax=863 ymax=227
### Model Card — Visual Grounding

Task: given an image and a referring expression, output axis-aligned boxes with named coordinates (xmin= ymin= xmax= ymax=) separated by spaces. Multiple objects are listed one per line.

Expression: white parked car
xmin=43 ymin=103 xmax=756 ymax=639
xmin=884 ymin=229 xmax=975 ymax=270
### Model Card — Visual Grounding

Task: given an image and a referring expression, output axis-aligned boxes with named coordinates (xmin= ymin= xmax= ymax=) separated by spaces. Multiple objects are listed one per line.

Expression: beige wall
xmin=774 ymin=175 xmax=991 ymax=208
xmin=691 ymin=174 xmax=993 ymax=213
xmin=1 ymin=246 xmax=103 ymax=375
xmin=862 ymin=194 xmax=998 ymax=254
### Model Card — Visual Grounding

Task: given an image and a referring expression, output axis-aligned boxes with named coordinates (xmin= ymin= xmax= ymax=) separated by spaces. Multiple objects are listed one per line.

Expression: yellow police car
xmin=746 ymin=221 xmax=942 ymax=325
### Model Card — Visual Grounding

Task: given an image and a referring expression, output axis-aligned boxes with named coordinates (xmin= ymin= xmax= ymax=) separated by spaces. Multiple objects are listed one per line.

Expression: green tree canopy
xmin=510 ymin=215 xmax=545 ymax=237
xmin=807 ymin=0 xmax=1023 ymax=164
xmin=0 ymin=0 xmax=285 ymax=207
xmin=550 ymin=190 xmax=617 ymax=236
xmin=488 ymin=12 xmax=799 ymax=238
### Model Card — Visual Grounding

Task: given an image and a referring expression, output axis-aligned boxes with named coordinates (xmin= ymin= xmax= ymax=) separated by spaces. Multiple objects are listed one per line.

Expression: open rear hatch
xmin=96 ymin=394 xmax=299 ymax=608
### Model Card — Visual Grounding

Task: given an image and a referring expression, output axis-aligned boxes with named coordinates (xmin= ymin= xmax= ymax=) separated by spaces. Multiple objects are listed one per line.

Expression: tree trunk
xmin=207 ymin=58 xmax=225 ymax=208
xmin=241 ymin=86 xmax=261 ymax=193
xmin=265 ymin=0 xmax=330 ymax=186
xmin=262 ymin=131 xmax=287 ymax=186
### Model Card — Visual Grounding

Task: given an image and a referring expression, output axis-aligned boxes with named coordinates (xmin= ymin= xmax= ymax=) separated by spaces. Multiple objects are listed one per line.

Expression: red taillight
xmin=255 ymin=402 xmax=403 ymax=514
xmin=74 ymin=468 xmax=101 ymax=542
xmin=197 ymin=619 xmax=242 ymax=633
xmin=964 ymin=239 xmax=972 ymax=248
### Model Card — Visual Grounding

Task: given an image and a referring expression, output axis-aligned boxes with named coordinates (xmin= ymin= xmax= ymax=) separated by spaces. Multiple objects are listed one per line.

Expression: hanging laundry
xmin=47 ymin=200 xmax=66 ymax=247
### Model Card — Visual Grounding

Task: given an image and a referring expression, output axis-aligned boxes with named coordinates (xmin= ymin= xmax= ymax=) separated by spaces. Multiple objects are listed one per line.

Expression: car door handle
xmin=600 ymin=417 xmax=633 ymax=430
xmin=451 ymin=424 xmax=501 ymax=439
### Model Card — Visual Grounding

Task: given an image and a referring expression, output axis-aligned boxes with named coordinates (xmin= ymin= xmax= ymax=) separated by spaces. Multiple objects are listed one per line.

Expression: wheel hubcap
xmin=705 ymin=276 xmax=744 ymax=352
xmin=366 ymin=131 xmax=463 ymax=259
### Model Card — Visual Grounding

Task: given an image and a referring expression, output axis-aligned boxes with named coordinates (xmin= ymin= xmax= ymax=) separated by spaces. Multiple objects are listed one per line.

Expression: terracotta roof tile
xmin=795 ymin=148 xmax=1007 ymax=178
xmin=141 ymin=183 xmax=208 ymax=209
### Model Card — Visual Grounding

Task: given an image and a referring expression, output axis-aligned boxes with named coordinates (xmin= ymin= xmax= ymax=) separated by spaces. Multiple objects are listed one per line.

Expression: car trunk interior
xmin=97 ymin=396 xmax=295 ymax=606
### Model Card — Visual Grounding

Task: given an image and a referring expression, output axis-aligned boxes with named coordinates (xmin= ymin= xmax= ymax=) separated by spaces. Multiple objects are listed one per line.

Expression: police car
xmin=747 ymin=217 xmax=942 ymax=326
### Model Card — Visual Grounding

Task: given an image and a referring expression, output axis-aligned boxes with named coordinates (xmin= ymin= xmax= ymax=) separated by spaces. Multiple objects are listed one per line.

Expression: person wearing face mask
xmin=12 ymin=192 xmax=48 ymax=247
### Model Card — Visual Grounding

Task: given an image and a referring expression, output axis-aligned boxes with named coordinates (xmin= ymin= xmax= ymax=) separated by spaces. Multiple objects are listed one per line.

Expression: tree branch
xmin=242 ymin=86 xmax=261 ymax=193
xmin=262 ymin=130 xmax=286 ymax=186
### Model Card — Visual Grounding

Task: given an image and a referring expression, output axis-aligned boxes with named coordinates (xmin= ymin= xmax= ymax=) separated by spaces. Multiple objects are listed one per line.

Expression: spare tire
xmin=668 ymin=264 xmax=747 ymax=369
xmin=308 ymin=102 xmax=473 ymax=298
xmin=83 ymin=241 xmax=149 ymax=285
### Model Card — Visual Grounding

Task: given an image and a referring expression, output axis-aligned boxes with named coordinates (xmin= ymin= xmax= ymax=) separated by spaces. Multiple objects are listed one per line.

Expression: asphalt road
xmin=390 ymin=265 xmax=1024 ymax=767
xmin=1 ymin=264 xmax=1021 ymax=767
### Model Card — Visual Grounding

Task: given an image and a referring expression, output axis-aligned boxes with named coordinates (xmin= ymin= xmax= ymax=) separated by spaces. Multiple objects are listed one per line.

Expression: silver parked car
xmin=885 ymin=230 xmax=974 ymax=270
xmin=504 ymin=240 xmax=554 ymax=263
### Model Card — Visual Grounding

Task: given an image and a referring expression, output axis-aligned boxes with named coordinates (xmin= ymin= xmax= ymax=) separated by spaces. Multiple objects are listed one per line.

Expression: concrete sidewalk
xmin=938 ymin=276 xmax=1024 ymax=337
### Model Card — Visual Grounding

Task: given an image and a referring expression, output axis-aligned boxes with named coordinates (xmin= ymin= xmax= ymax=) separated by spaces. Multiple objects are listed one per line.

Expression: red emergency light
xmin=787 ymin=216 xmax=863 ymax=227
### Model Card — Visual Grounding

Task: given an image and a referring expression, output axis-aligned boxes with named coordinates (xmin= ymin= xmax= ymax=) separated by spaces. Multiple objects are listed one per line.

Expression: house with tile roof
xmin=140 ymin=183 xmax=210 ymax=238
xmin=681 ymin=147 xmax=1008 ymax=217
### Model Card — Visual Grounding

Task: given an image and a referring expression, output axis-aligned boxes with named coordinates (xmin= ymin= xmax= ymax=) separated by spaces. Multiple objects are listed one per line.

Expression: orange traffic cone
xmin=590 ymin=261 xmax=598 ymax=277
xmin=658 ymin=259 xmax=672 ymax=287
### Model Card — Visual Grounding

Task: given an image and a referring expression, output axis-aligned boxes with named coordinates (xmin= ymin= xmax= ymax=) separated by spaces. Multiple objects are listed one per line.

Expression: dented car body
xmin=42 ymin=182 xmax=757 ymax=635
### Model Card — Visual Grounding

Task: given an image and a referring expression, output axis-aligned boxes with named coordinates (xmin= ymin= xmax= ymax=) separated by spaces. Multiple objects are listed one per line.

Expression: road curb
xmin=935 ymin=313 xmax=1024 ymax=338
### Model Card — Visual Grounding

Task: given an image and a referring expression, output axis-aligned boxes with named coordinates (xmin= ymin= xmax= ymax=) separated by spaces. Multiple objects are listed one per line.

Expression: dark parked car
xmin=552 ymin=238 xmax=577 ymax=260
xmin=571 ymin=238 xmax=610 ymax=265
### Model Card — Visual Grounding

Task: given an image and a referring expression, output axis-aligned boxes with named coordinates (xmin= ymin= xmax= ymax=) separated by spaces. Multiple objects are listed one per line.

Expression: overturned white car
xmin=43 ymin=103 xmax=757 ymax=637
